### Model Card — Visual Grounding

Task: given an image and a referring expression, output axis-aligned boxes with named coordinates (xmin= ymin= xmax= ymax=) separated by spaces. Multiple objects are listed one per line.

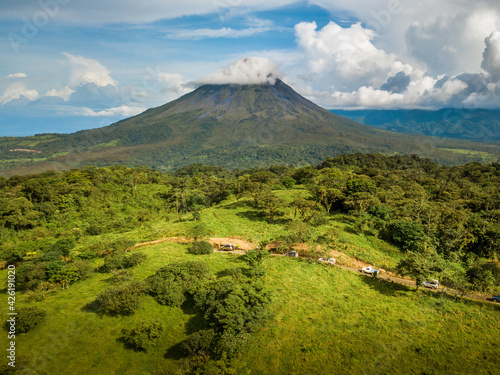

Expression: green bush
xmin=108 ymin=239 xmax=137 ymax=253
xmin=17 ymin=262 xmax=48 ymax=290
xmin=189 ymin=241 xmax=213 ymax=255
xmin=52 ymin=238 xmax=76 ymax=256
xmin=69 ymin=259 xmax=94 ymax=280
xmin=86 ymin=224 xmax=102 ymax=236
xmin=100 ymin=252 xmax=146 ymax=272
xmin=15 ymin=307 xmax=46 ymax=333
xmin=146 ymin=261 xmax=212 ymax=306
xmin=181 ymin=329 xmax=216 ymax=356
xmin=147 ymin=275 xmax=186 ymax=306
xmin=124 ymin=252 xmax=147 ymax=267
xmin=121 ymin=321 xmax=164 ymax=351
xmin=94 ymin=282 xmax=144 ymax=316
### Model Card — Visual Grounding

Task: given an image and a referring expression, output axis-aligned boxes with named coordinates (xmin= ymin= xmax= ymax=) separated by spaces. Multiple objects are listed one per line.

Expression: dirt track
xmin=132 ymin=237 xmax=499 ymax=305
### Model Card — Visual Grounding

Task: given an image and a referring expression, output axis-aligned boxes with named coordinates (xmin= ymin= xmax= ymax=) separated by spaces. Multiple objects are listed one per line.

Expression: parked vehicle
xmin=220 ymin=244 xmax=235 ymax=251
xmin=361 ymin=267 xmax=379 ymax=275
xmin=319 ymin=258 xmax=336 ymax=265
xmin=284 ymin=250 xmax=298 ymax=257
xmin=492 ymin=295 xmax=500 ymax=303
xmin=422 ymin=279 xmax=439 ymax=289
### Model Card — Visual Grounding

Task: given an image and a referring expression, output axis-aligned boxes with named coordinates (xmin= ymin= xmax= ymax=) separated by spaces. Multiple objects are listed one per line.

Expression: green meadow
xmin=1 ymin=241 xmax=498 ymax=375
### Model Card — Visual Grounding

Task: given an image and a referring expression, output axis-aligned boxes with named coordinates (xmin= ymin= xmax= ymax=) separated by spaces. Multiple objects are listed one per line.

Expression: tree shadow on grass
xmin=164 ymin=342 xmax=186 ymax=360
xmin=81 ymin=300 xmax=101 ymax=314
xmin=235 ymin=210 xmax=265 ymax=222
xmin=360 ymin=275 xmax=413 ymax=296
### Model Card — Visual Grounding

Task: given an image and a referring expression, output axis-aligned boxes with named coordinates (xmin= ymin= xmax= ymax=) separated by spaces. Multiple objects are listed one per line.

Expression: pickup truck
xmin=361 ymin=267 xmax=379 ymax=276
xmin=422 ymin=280 xmax=439 ymax=289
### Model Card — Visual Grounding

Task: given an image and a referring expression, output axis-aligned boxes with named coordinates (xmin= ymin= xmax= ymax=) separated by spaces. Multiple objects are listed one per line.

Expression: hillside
xmin=1 ymin=80 xmax=499 ymax=176
xmin=1 ymin=155 xmax=499 ymax=373
xmin=331 ymin=108 xmax=500 ymax=142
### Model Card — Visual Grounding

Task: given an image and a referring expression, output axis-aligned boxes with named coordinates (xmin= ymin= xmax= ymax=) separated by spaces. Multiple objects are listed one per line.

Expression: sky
xmin=1 ymin=0 xmax=500 ymax=136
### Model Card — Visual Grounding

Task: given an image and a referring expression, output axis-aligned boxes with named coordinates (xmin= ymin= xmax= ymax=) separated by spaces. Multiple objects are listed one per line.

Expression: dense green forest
xmin=1 ymin=153 xmax=499 ymax=374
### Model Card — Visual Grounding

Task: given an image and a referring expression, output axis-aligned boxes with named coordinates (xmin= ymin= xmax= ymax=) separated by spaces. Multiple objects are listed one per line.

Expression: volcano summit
xmin=0 ymin=77 xmax=496 ymax=175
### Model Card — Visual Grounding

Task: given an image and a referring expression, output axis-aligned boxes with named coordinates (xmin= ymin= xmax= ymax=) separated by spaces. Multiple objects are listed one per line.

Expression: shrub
xmin=181 ymin=329 xmax=216 ymax=356
xmin=52 ymin=238 xmax=76 ymax=256
xmin=101 ymin=252 xmax=146 ymax=272
xmin=70 ymin=259 xmax=94 ymax=280
xmin=146 ymin=261 xmax=212 ymax=306
xmin=108 ymin=239 xmax=137 ymax=253
xmin=15 ymin=307 xmax=46 ymax=333
xmin=147 ymin=276 xmax=186 ymax=306
xmin=86 ymin=224 xmax=102 ymax=236
xmin=187 ymin=223 xmax=210 ymax=241
xmin=94 ymin=282 xmax=144 ymax=316
xmin=189 ymin=241 xmax=213 ymax=255
xmin=121 ymin=321 xmax=164 ymax=351
xmin=101 ymin=254 xmax=126 ymax=272
xmin=17 ymin=262 xmax=48 ymax=290
xmin=124 ymin=253 xmax=147 ymax=267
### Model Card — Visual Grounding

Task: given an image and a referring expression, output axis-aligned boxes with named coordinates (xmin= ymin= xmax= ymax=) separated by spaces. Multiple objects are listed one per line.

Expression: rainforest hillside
xmin=1 ymin=153 xmax=499 ymax=374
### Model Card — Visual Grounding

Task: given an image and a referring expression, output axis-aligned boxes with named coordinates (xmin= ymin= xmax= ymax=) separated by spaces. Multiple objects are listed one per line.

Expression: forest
xmin=1 ymin=153 xmax=499 ymax=296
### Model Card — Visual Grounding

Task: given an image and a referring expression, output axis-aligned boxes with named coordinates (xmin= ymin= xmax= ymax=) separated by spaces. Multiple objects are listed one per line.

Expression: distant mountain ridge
xmin=1 ymin=80 xmax=499 ymax=176
xmin=331 ymin=109 xmax=500 ymax=142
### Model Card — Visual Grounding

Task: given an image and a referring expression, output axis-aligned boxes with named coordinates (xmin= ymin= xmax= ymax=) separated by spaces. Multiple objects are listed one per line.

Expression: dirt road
xmin=132 ymin=237 xmax=499 ymax=305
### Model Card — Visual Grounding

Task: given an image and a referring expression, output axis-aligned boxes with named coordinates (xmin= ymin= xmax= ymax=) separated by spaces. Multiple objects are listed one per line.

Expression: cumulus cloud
xmin=45 ymin=86 xmax=75 ymax=101
xmin=0 ymin=82 xmax=39 ymax=105
xmin=63 ymin=53 xmax=117 ymax=88
xmin=294 ymin=21 xmax=417 ymax=92
xmin=481 ymin=31 xmax=500 ymax=82
xmin=5 ymin=73 xmax=27 ymax=79
xmin=195 ymin=57 xmax=282 ymax=85
xmin=75 ymin=105 xmax=147 ymax=117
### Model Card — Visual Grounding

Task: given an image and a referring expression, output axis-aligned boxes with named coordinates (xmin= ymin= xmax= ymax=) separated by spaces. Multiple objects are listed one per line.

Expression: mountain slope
xmin=331 ymin=109 xmax=500 ymax=142
xmin=1 ymin=80 xmax=499 ymax=176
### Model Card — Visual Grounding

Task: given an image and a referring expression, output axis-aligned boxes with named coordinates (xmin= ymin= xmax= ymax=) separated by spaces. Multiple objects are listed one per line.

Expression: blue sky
xmin=1 ymin=0 xmax=500 ymax=136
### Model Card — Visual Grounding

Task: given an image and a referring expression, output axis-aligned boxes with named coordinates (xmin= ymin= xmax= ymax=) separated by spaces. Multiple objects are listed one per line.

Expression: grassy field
xmin=1 ymin=240 xmax=499 ymax=375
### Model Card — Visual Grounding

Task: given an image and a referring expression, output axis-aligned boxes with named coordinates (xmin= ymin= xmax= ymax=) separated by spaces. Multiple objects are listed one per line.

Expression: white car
xmin=319 ymin=258 xmax=336 ymax=265
xmin=361 ymin=267 xmax=379 ymax=275
xmin=422 ymin=280 xmax=439 ymax=289
xmin=220 ymin=244 xmax=235 ymax=251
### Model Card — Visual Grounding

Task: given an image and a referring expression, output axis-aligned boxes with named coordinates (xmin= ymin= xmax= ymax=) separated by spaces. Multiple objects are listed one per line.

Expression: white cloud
xmin=0 ymin=82 xmax=39 ymax=104
xmin=63 ymin=53 xmax=117 ymax=88
xmin=45 ymin=86 xmax=75 ymax=101
xmin=67 ymin=105 xmax=146 ymax=117
xmin=481 ymin=31 xmax=500 ymax=82
xmin=166 ymin=26 xmax=272 ymax=40
xmin=195 ymin=57 xmax=282 ymax=85
xmin=5 ymin=73 xmax=27 ymax=79
xmin=294 ymin=21 xmax=417 ymax=92
xmin=0 ymin=0 xmax=295 ymax=25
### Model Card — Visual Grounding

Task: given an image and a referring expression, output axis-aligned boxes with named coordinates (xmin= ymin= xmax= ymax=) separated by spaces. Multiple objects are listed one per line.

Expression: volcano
xmin=0 ymin=79 xmax=492 ymax=175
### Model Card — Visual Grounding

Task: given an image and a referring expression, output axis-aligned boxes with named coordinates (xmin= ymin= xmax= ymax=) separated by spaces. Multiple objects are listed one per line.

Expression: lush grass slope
xmin=1 ymin=242 xmax=498 ymax=375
